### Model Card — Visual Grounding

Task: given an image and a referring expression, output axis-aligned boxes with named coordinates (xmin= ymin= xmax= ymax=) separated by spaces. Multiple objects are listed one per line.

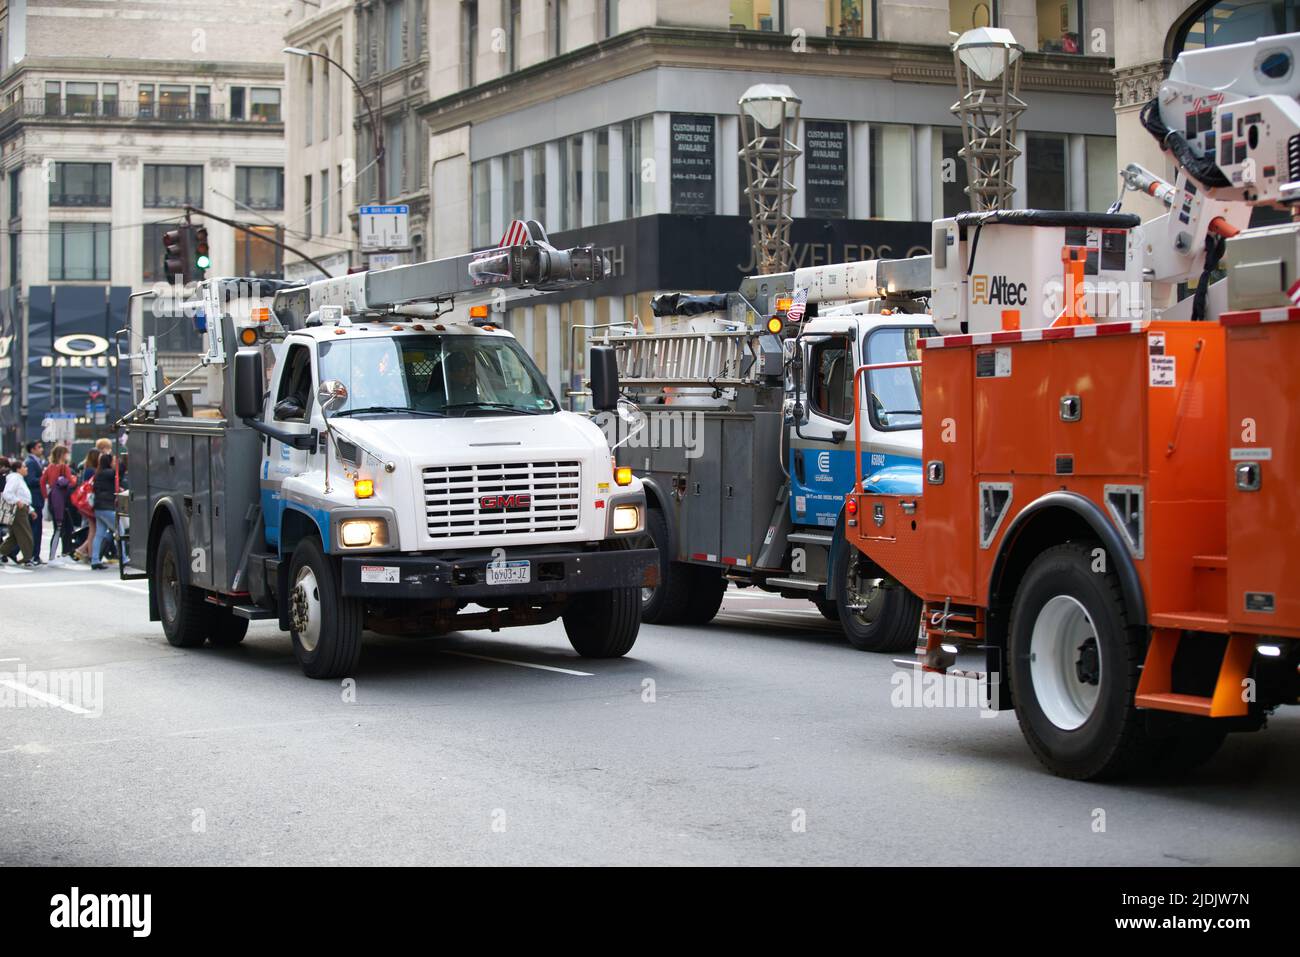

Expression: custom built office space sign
xmin=669 ymin=114 xmax=716 ymax=215
xmin=804 ymin=121 xmax=848 ymax=219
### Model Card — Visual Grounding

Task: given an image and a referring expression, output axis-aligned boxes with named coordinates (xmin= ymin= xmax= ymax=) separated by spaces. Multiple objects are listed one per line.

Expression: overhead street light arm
xmin=283 ymin=46 xmax=385 ymax=170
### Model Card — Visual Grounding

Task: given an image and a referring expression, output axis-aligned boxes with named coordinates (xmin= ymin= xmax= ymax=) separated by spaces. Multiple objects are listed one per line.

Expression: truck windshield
xmin=863 ymin=326 xmax=931 ymax=431
xmin=318 ymin=334 xmax=557 ymax=417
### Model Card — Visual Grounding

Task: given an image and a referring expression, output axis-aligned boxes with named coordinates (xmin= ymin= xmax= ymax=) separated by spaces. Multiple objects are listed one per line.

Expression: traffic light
xmin=162 ymin=225 xmax=192 ymax=282
xmin=193 ymin=226 xmax=210 ymax=279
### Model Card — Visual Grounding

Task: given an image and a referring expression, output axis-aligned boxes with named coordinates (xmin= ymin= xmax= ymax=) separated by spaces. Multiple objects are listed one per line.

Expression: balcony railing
xmin=0 ymin=99 xmax=283 ymax=128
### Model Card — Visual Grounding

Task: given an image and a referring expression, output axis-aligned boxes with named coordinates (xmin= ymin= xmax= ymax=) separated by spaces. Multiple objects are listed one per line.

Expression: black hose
xmin=1192 ymin=232 xmax=1227 ymax=322
xmin=1139 ymin=97 xmax=1231 ymax=190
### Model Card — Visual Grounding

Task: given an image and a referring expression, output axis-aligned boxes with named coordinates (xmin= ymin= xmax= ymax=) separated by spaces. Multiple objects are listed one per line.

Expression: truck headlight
xmin=340 ymin=518 xmax=388 ymax=547
xmin=612 ymin=504 xmax=640 ymax=533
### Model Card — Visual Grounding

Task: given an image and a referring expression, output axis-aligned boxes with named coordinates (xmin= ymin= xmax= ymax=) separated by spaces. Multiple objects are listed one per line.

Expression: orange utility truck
xmin=844 ymin=33 xmax=1300 ymax=779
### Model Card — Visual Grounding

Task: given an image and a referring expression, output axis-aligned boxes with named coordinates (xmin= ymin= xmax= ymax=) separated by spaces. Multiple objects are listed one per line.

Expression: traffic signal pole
xmin=181 ymin=204 xmax=334 ymax=279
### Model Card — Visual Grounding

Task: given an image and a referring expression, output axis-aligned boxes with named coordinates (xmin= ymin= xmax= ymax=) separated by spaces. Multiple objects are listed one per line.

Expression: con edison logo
xmin=971 ymin=275 xmax=1028 ymax=306
xmin=50 ymin=887 xmax=151 ymax=937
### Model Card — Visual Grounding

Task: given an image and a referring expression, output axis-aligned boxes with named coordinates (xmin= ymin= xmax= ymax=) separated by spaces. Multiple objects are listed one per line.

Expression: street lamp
xmin=738 ymin=83 xmax=801 ymax=275
xmin=950 ymin=27 xmax=1025 ymax=211
xmin=283 ymin=46 xmax=385 ymax=186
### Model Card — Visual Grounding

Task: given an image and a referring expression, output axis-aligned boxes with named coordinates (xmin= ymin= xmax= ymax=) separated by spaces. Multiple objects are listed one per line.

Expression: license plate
xmin=485 ymin=560 xmax=530 ymax=585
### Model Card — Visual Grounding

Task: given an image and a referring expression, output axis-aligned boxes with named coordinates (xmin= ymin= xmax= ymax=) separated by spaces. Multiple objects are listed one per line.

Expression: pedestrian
xmin=40 ymin=444 xmax=77 ymax=562
xmin=0 ymin=457 xmax=38 ymax=566
xmin=73 ymin=448 xmax=100 ymax=561
xmin=22 ymin=440 xmax=46 ymax=565
xmin=90 ymin=449 xmax=118 ymax=570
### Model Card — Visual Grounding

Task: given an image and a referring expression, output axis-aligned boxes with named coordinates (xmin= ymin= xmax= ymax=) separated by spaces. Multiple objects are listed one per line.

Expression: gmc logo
xmin=479 ymin=493 xmax=531 ymax=511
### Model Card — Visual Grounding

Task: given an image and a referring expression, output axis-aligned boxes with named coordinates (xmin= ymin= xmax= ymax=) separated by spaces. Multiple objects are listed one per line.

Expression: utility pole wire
xmin=184 ymin=204 xmax=334 ymax=279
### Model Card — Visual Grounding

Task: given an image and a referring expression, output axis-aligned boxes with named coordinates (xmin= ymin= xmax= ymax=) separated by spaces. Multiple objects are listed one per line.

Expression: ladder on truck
xmin=603 ymin=328 xmax=764 ymax=387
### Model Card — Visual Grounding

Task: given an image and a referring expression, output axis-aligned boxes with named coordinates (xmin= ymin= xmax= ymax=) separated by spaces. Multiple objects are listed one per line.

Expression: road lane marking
xmin=0 ymin=677 xmax=94 ymax=714
xmin=0 ymin=579 xmax=146 ymax=591
xmin=439 ymin=649 xmax=593 ymax=676
xmin=0 ymin=658 xmax=20 ymax=663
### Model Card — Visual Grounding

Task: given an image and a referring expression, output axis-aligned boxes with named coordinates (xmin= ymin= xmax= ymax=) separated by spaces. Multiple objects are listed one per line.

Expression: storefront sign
xmin=669 ymin=114 xmax=716 ymax=215
xmin=804 ymin=121 xmax=849 ymax=219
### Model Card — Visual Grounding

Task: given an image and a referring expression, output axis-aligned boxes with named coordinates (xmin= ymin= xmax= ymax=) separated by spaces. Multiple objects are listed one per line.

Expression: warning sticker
xmin=1148 ymin=331 xmax=1166 ymax=355
xmin=975 ymin=347 xmax=1012 ymax=379
xmin=360 ymin=565 xmax=400 ymax=584
xmin=1230 ymin=447 xmax=1273 ymax=461
xmin=1149 ymin=355 xmax=1176 ymax=387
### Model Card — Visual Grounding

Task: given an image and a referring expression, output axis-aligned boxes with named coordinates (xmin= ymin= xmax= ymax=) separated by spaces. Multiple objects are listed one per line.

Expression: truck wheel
xmin=832 ymin=536 xmax=921 ymax=652
xmin=155 ymin=525 xmax=212 ymax=648
xmin=564 ymin=586 xmax=640 ymax=658
xmin=207 ymin=609 xmax=249 ymax=647
xmin=680 ymin=568 xmax=726 ymax=625
xmin=640 ymin=508 xmax=693 ymax=624
xmin=1008 ymin=543 xmax=1149 ymax=781
xmin=813 ymin=600 xmax=839 ymax=622
xmin=288 ymin=538 xmax=364 ymax=679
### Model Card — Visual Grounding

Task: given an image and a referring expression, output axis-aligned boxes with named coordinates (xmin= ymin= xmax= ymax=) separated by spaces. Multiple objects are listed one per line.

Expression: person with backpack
xmin=40 ymin=444 xmax=78 ymax=563
xmin=89 ymin=450 xmax=118 ymax=570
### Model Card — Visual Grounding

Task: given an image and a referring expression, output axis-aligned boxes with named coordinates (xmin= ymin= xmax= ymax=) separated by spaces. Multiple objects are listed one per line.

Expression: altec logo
xmin=50 ymin=887 xmax=151 ymax=937
xmin=971 ymin=274 xmax=1028 ymax=306
xmin=479 ymin=493 xmax=531 ymax=511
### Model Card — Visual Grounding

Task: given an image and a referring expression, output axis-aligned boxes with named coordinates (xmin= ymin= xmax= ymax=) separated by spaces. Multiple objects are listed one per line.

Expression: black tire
xmin=640 ymin=508 xmax=694 ymax=624
xmin=155 ymin=524 xmax=212 ymax=648
xmin=814 ymin=599 xmax=839 ymax=622
xmin=831 ymin=533 xmax=922 ymax=652
xmin=563 ymin=585 xmax=640 ymax=658
xmin=207 ymin=608 xmax=249 ymax=647
xmin=287 ymin=537 xmax=364 ymax=679
xmin=680 ymin=567 xmax=726 ymax=625
xmin=1009 ymin=542 xmax=1150 ymax=781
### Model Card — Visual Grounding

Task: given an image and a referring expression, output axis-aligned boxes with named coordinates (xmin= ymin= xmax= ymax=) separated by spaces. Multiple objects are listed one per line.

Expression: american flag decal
xmin=786 ymin=287 xmax=809 ymax=323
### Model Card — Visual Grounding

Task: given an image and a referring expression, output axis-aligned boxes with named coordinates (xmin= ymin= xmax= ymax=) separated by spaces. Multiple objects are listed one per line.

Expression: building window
xmin=8 ymin=169 xmax=20 ymax=222
xmin=951 ymin=0 xmax=994 ymax=32
xmin=462 ymin=1 xmax=478 ymax=87
xmin=471 ymin=159 xmax=491 ymax=248
xmin=236 ymin=225 xmax=283 ymax=278
xmin=729 ymin=0 xmax=781 ymax=31
xmin=933 ymin=128 xmax=972 ymax=217
xmin=335 ymin=164 xmax=344 ymax=234
xmin=303 ymin=174 xmax=313 ymax=239
xmin=1037 ymin=0 xmax=1082 ymax=53
xmin=196 ymin=85 xmax=211 ymax=120
xmin=827 ymin=0 xmax=866 ymax=37
xmin=304 ymin=60 xmax=314 ymax=145
xmin=529 ymin=144 xmax=547 ymax=225
xmin=1085 ymin=135 xmax=1117 ymax=213
xmin=384 ymin=116 xmax=405 ymax=198
xmin=595 ymin=129 xmax=610 ymax=224
xmin=45 ymin=81 xmax=61 ymax=115
xmin=506 ymin=0 xmax=521 ymax=71
xmin=65 ymin=82 xmax=97 ymax=116
xmin=507 ymin=150 xmax=524 ymax=222
xmin=249 ymin=88 xmax=281 ymax=123
xmin=158 ymin=84 xmax=191 ymax=120
xmin=102 ymin=83 xmax=118 ymax=116
xmin=320 ymin=168 xmax=330 ymax=237
xmin=49 ymin=222 xmax=110 ymax=281
xmin=143 ymin=164 xmax=204 ymax=207
xmin=138 ymin=84 xmax=155 ymax=119
xmin=1027 ymin=132 xmax=1068 ymax=209
xmin=237 ymin=167 xmax=284 ymax=210
xmin=49 ymin=163 xmax=112 ymax=207
xmin=385 ymin=0 xmax=406 ymax=71
xmin=870 ymin=124 xmax=913 ymax=220
xmin=230 ymin=86 xmax=246 ymax=120
xmin=559 ymin=134 xmax=582 ymax=230
xmin=552 ymin=0 xmax=567 ymax=55
xmin=602 ymin=0 xmax=617 ymax=37
xmin=623 ymin=116 xmax=654 ymax=219
xmin=1173 ymin=0 xmax=1298 ymax=53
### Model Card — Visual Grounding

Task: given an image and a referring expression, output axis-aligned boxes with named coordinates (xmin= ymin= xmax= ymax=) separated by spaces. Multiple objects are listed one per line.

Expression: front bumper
xmin=340 ymin=545 xmax=659 ymax=600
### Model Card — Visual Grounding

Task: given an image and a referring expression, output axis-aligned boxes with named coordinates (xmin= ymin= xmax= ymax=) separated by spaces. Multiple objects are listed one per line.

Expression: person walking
xmin=73 ymin=449 xmax=100 ymax=561
xmin=40 ymin=444 xmax=77 ymax=562
xmin=22 ymin=440 xmax=46 ymax=565
xmin=89 ymin=450 xmax=118 ymax=570
xmin=0 ymin=457 xmax=38 ymax=566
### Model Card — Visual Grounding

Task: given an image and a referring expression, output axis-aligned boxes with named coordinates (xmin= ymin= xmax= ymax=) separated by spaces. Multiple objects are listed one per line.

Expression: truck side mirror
xmin=234 ymin=349 xmax=264 ymax=420
xmin=317 ymin=379 xmax=349 ymax=415
xmin=589 ymin=346 xmax=619 ymax=412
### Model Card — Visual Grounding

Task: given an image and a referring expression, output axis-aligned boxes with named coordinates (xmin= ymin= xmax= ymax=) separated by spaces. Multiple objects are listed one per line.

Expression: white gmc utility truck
xmin=119 ymin=223 xmax=655 ymax=678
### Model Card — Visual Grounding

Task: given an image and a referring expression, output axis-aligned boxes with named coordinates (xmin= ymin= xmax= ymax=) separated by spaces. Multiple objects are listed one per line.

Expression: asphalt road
xmin=1 ymin=557 xmax=1297 ymax=866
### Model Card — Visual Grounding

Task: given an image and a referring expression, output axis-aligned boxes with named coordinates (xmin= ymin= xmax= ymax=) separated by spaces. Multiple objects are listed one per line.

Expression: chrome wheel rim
xmin=160 ymin=548 xmax=180 ymax=623
xmin=291 ymin=565 xmax=322 ymax=652
xmin=1029 ymin=594 xmax=1102 ymax=731
xmin=843 ymin=559 xmax=886 ymax=626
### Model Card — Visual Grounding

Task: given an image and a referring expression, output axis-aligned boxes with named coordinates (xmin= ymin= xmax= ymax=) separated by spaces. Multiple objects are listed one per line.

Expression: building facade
xmin=0 ymin=0 xmax=290 ymax=446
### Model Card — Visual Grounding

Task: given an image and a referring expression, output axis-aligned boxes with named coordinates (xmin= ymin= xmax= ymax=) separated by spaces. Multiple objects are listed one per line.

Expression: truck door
xmin=262 ymin=341 xmax=317 ymax=547
xmin=790 ymin=333 xmax=856 ymax=529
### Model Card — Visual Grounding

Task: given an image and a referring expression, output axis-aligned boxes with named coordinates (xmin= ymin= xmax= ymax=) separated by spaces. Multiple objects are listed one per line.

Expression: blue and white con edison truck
xmin=119 ymin=225 xmax=657 ymax=677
